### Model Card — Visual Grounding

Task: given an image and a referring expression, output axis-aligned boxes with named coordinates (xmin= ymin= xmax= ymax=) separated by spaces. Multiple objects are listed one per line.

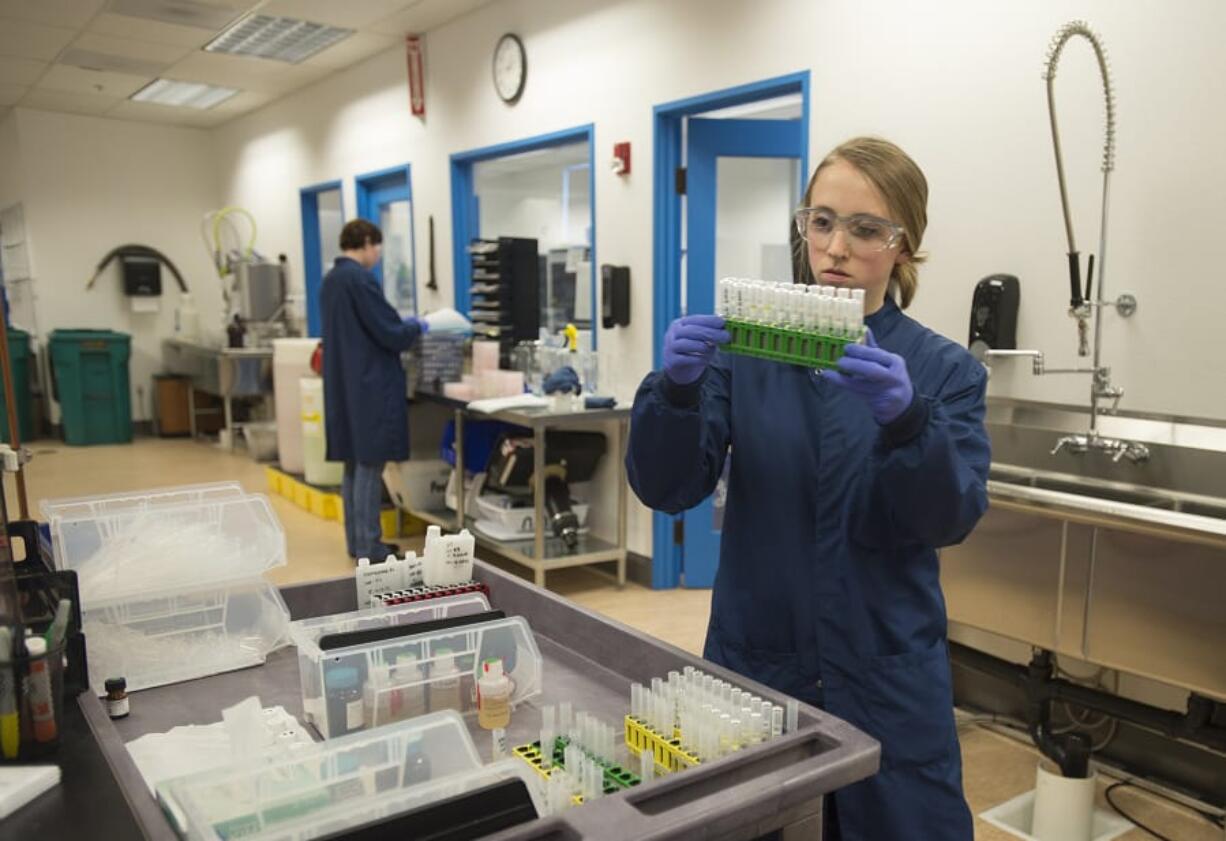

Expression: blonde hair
xmin=794 ymin=137 xmax=928 ymax=308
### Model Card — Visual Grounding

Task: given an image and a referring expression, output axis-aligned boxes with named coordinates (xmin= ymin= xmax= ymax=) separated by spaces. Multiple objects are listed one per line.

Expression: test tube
xmin=749 ymin=712 xmax=764 ymax=744
xmin=640 ymin=747 xmax=655 ymax=781
xmin=493 ymin=727 xmax=507 ymax=760
xmin=851 ymin=289 xmax=866 ymax=338
xmin=715 ymin=278 xmax=729 ymax=317
xmin=560 ymin=701 xmax=573 ymax=735
xmin=786 ymin=699 xmax=799 ymax=734
xmin=631 ymin=683 xmax=642 ymax=719
xmin=771 ymin=705 xmax=784 ymax=738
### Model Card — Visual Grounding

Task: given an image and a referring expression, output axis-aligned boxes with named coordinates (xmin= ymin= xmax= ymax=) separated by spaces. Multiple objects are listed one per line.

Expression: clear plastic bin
xmin=40 ymin=488 xmax=286 ymax=606
xmin=292 ymin=609 xmax=541 ymax=740
xmin=157 ymin=712 xmax=542 ymax=841
xmin=83 ymin=577 xmax=291 ymax=695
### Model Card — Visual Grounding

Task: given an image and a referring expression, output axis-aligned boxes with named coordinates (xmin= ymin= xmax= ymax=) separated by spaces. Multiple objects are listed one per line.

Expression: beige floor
xmin=12 ymin=437 xmax=1219 ymax=839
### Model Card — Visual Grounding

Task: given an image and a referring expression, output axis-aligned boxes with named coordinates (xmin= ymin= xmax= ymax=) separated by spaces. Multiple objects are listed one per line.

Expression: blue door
xmin=357 ymin=167 xmax=417 ymax=315
xmin=300 ymin=182 xmax=344 ymax=337
xmin=681 ymin=117 xmax=806 ymax=588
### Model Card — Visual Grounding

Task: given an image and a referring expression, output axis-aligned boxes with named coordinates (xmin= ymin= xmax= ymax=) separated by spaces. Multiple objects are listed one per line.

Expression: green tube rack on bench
xmin=723 ymin=318 xmax=860 ymax=369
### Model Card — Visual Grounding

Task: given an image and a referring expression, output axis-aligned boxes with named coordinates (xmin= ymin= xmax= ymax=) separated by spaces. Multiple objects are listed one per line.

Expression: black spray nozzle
xmin=1067 ymin=251 xmax=1083 ymax=307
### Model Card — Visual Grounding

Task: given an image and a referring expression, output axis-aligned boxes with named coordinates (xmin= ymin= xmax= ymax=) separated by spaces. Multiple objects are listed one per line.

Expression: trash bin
xmin=48 ymin=329 xmax=132 ymax=446
xmin=0 ymin=326 xmax=33 ymax=442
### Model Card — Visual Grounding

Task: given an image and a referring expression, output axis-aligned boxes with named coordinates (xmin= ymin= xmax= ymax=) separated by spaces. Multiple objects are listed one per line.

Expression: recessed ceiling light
xmin=131 ymin=78 xmax=238 ymax=109
xmin=204 ymin=14 xmax=353 ymax=64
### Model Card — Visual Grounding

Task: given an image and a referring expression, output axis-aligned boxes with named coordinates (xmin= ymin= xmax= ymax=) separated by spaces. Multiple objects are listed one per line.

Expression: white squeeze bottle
xmin=422 ymin=525 xmax=445 ymax=586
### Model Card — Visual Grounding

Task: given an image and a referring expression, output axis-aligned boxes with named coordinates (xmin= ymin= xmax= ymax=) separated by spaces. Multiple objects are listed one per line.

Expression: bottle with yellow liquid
xmin=477 ymin=657 xmax=512 ymax=730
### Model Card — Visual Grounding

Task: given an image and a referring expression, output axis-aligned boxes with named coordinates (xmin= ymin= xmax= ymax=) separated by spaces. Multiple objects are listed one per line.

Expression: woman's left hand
xmin=824 ymin=328 xmax=915 ymax=425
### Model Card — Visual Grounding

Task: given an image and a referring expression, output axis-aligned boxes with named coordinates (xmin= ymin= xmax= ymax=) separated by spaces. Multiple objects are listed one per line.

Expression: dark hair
xmin=340 ymin=219 xmax=382 ymax=251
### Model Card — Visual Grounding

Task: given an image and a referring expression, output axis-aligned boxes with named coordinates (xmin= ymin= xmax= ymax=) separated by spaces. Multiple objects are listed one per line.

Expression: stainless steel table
xmin=410 ymin=390 xmax=630 ymax=589
xmin=161 ymin=339 xmax=274 ymax=448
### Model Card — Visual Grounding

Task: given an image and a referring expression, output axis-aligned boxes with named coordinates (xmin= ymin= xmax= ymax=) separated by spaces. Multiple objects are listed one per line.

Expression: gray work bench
xmin=61 ymin=561 xmax=878 ymax=840
xmin=410 ymin=389 xmax=631 ymax=589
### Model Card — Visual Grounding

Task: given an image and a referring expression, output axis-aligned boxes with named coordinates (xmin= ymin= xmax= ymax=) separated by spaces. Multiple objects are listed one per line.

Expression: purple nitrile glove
xmin=406 ymin=315 xmax=430 ymax=334
xmin=824 ymin=328 xmax=915 ymax=425
xmin=662 ymin=314 xmax=731 ymax=385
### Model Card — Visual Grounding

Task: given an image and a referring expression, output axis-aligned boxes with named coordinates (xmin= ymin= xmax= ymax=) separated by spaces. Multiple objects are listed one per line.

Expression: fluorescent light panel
xmin=204 ymin=14 xmax=353 ymax=63
xmin=131 ymin=78 xmax=238 ymax=109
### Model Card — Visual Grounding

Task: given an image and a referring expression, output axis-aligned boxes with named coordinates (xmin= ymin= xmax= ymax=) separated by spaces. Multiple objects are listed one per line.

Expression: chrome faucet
xmin=1050 ymin=432 xmax=1149 ymax=463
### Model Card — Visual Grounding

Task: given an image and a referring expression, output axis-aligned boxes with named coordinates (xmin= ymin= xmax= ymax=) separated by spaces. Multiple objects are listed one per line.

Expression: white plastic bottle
xmin=477 ymin=657 xmax=512 ymax=730
xmin=422 ymin=525 xmax=444 ymax=586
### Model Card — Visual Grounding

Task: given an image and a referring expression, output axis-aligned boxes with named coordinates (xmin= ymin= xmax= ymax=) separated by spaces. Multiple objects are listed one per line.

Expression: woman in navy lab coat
xmin=626 ymin=137 xmax=990 ymax=840
xmin=322 ymin=219 xmax=428 ymax=562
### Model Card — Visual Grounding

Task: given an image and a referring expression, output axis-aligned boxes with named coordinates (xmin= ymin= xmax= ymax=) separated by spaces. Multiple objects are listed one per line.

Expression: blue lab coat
xmin=321 ymin=257 xmax=422 ymax=464
xmin=627 ymin=297 xmax=990 ymax=841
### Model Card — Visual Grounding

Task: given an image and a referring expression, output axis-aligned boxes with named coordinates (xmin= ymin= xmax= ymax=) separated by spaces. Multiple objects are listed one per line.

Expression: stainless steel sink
xmin=987 ymin=465 xmax=1226 ymax=522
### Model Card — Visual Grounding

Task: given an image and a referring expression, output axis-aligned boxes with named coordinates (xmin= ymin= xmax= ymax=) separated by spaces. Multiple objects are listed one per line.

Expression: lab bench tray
xmin=91 ymin=561 xmax=878 ymax=840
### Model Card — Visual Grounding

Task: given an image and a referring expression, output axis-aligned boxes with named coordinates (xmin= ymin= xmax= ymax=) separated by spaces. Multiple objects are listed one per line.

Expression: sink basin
xmin=988 ymin=467 xmax=1226 ymax=521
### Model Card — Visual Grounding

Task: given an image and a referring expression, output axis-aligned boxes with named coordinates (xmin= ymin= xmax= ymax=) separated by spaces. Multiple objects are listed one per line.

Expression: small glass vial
xmin=105 ymin=677 xmax=130 ymax=720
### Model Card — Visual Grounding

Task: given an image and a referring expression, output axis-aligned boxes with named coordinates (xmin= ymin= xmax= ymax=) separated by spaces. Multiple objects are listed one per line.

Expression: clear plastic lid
xmin=289 ymin=593 xmax=491 ymax=656
xmin=43 ymin=487 xmax=287 ymax=605
xmin=159 ymin=712 xmax=539 ymax=840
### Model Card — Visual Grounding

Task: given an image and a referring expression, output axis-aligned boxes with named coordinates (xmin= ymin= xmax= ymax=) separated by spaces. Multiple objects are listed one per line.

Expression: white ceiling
xmin=0 ymin=0 xmax=497 ymax=129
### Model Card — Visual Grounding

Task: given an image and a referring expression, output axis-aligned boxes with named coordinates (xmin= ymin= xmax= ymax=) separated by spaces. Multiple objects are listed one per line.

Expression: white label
xmin=356 ymin=561 xmax=400 ymax=603
xmin=402 ymin=556 xmax=424 ymax=587
xmin=346 ymin=699 xmax=364 ymax=730
xmin=107 ymin=697 xmax=130 ymax=718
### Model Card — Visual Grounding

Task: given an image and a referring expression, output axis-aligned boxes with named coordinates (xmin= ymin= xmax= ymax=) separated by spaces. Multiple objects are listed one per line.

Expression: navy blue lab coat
xmin=627 ymin=297 xmax=990 ymax=840
xmin=321 ymin=257 xmax=422 ymax=464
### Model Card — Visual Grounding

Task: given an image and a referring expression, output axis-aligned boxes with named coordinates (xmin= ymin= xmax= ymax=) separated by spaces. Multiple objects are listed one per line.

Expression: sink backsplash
xmin=986 ymin=399 xmax=1226 ymax=501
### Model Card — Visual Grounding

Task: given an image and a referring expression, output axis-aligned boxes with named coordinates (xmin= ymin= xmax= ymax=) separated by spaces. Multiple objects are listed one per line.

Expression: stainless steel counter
xmin=942 ymin=398 xmax=1226 ymax=699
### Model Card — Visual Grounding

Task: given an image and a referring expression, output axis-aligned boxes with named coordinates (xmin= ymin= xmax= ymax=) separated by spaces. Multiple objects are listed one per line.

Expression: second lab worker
xmin=626 ymin=137 xmax=990 ymax=840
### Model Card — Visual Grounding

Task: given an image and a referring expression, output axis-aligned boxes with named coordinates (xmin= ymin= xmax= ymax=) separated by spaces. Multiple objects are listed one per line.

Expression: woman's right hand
xmin=663 ymin=315 xmax=730 ymax=385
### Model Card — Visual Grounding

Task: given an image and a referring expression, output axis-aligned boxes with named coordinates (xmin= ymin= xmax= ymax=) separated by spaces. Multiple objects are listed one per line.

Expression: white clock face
xmin=493 ymin=34 xmax=525 ymax=103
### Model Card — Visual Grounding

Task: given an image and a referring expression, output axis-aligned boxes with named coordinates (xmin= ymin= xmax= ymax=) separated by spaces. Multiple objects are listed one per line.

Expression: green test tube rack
xmin=513 ymin=735 xmax=642 ymax=802
xmin=723 ymin=318 xmax=858 ymax=369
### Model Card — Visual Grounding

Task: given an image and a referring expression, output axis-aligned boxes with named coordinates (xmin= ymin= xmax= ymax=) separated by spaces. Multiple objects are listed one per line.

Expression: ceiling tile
xmin=0 ymin=19 xmax=78 ymax=61
xmin=37 ymin=63 xmax=151 ymax=98
xmin=301 ymin=31 xmax=396 ymax=69
xmin=70 ymin=31 xmax=195 ymax=65
xmin=106 ymin=0 xmax=252 ymax=31
xmin=163 ymin=49 xmax=325 ymax=94
xmin=19 ymin=88 xmax=121 ymax=116
xmin=0 ymin=0 xmax=105 ymax=29
xmin=0 ymin=56 xmax=48 ymax=86
xmin=259 ymin=0 xmax=413 ymax=30
xmin=0 ymin=84 xmax=26 ymax=106
xmin=107 ymin=98 xmax=217 ymax=126
xmin=366 ymin=0 xmax=495 ymax=36
xmin=88 ymin=12 xmax=214 ymax=48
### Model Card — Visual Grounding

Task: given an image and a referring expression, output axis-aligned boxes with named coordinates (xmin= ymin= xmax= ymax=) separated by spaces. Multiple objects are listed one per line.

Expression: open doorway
xmin=450 ymin=126 xmax=596 ymax=347
xmin=650 ymin=73 xmax=810 ymax=588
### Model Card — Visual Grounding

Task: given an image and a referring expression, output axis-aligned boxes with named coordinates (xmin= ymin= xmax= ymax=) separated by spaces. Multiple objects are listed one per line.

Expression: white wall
xmin=10 ymin=108 xmax=221 ymax=423
xmin=208 ymin=0 xmax=1226 ymax=556
xmin=0 ymin=112 xmax=21 ymax=211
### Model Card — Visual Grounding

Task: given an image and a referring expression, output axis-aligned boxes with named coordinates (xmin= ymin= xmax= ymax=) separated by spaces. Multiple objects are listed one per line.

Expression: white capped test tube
xmin=771 ymin=705 xmax=784 ymax=738
xmin=749 ymin=712 xmax=764 ymax=744
xmin=541 ymin=728 xmax=555 ymax=767
xmin=851 ymin=288 xmax=866 ymax=338
xmin=716 ymin=278 xmax=730 ymax=317
xmin=804 ymin=288 xmax=819 ymax=330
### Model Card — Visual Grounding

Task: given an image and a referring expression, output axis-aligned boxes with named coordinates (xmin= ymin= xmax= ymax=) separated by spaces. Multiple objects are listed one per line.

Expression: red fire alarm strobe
xmin=406 ymin=34 xmax=425 ymax=117
xmin=611 ymin=142 xmax=631 ymax=176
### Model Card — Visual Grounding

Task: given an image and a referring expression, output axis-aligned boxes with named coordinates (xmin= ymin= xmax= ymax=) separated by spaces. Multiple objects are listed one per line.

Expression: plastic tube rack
xmin=717 ymin=278 xmax=866 ymax=370
xmin=624 ymin=715 xmax=700 ymax=776
xmin=513 ymin=735 xmax=641 ymax=807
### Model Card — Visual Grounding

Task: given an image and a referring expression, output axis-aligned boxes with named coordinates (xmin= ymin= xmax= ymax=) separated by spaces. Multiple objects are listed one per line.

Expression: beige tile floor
xmin=10 ymin=437 xmax=1219 ymax=840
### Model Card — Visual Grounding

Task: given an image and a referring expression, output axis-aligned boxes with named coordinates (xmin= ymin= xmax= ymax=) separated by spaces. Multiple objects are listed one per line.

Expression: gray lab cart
xmin=52 ymin=561 xmax=879 ymax=839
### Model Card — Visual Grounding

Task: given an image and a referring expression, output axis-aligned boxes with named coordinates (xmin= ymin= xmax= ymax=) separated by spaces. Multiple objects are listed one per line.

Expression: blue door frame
xmin=449 ymin=125 xmax=596 ymax=344
xmin=649 ymin=71 xmax=810 ymax=589
xmin=300 ymin=179 xmax=344 ymax=337
xmin=356 ymin=164 xmax=418 ymax=315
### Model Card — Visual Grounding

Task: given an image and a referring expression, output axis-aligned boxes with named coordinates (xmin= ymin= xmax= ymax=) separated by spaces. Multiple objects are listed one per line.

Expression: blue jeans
xmin=342 ymin=461 xmax=386 ymax=560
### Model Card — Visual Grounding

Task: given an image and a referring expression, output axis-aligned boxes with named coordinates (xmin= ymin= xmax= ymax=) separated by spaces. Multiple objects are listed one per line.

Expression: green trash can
xmin=0 ymin=327 xmax=33 ymax=443
xmin=49 ymin=329 xmax=132 ymax=446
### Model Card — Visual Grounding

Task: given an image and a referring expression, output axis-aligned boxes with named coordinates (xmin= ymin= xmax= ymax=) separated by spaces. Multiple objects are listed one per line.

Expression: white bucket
xmin=1032 ymin=762 xmax=1096 ymax=841
xmin=272 ymin=338 xmax=319 ymax=474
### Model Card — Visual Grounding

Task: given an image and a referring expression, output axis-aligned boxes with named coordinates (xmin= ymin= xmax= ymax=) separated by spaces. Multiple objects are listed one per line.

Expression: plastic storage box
xmin=158 ymin=712 xmax=542 ymax=841
xmin=39 ymin=483 xmax=291 ymax=694
xmin=291 ymin=606 xmax=541 ymax=740
xmin=383 ymin=459 xmax=451 ymax=512
xmin=48 ymin=328 xmax=132 ymax=445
